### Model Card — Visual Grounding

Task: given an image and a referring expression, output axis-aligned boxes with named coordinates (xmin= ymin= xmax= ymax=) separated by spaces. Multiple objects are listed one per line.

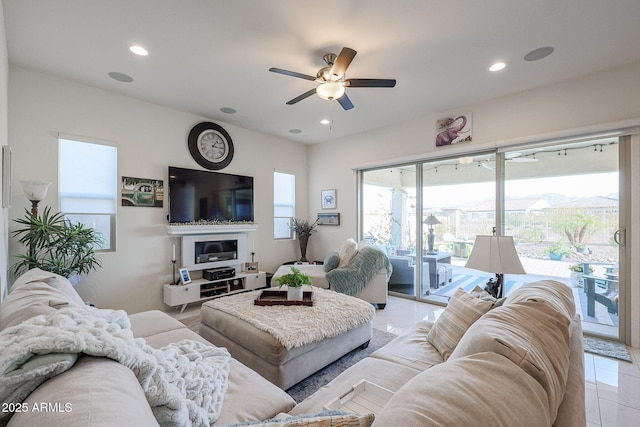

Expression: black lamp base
xmin=427 ymin=229 xmax=437 ymax=255
xmin=485 ymin=273 xmax=504 ymax=299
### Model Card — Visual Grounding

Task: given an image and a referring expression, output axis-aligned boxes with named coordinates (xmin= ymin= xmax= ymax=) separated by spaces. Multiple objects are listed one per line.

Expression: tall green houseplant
xmin=11 ymin=206 xmax=104 ymax=280
xmin=291 ymin=218 xmax=318 ymax=262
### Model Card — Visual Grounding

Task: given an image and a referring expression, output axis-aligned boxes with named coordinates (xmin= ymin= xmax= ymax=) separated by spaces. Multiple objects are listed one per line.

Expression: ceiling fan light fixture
xmin=316 ymin=82 xmax=345 ymax=100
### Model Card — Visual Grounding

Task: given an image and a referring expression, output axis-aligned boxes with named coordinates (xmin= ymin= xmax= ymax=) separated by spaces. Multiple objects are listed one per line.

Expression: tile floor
xmin=375 ymin=295 xmax=640 ymax=427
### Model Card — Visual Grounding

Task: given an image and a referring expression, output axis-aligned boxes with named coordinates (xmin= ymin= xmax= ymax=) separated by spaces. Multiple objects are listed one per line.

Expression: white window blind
xmin=59 ymin=137 xmax=117 ymax=251
xmin=274 ymin=171 xmax=295 ymax=239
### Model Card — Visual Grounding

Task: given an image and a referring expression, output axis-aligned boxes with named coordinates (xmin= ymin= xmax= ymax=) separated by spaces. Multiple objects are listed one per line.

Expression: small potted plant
xmin=548 ymin=240 xmax=572 ymax=260
xmin=275 ymin=266 xmax=312 ymax=300
xmin=568 ymin=263 xmax=593 ymax=288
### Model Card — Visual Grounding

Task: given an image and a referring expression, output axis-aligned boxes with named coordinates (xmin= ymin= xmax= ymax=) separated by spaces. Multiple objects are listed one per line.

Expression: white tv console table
xmin=164 ymin=270 xmax=266 ymax=313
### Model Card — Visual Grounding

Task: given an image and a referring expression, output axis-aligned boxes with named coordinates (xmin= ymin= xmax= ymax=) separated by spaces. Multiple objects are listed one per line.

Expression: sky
xmin=425 ymin=172 xmax=618 ymax=207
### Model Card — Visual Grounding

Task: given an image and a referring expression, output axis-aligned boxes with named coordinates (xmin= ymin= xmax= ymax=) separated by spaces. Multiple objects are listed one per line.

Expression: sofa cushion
xmin=449 ymin=299 xmax=572 ymax=423
xmin=8 ymin=356 xmax=159 ymax=427
xmin=426 ymin=288 xmax=493 ymax=360
xmin=0 ymin=269 xmax=85 ymax=331
xmin=215 ymin=359 xmax=297 ymax=426
xmin=129 ymin=309 xmax=188 ymax=339
xmin=372 ymin=352 xmax=551 ymax=427
xmin=338 ymin=238 xmax=358 ymax=267
xmin=323 ymin=251 xmax=341 ymax=272
xmin=504 ymin=279 xmax=576 ymax=325
xmin=370 ymin=320 xmax=444 ymax=371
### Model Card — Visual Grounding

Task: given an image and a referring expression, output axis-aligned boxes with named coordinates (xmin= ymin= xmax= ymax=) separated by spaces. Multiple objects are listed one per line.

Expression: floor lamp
xmin=424 ymin=214 xmax=441 ymax=255
xmin=20 ymin=180 xmax=51 ymax=259
xmin=20 ymin=180 xmax=51 ymax=218
xmin=465 ymin=228 xmax=526 ymax=299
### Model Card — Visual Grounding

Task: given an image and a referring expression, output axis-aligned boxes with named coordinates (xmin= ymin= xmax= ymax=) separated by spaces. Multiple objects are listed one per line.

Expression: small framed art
xmin=179 ymin=267 xmax=192 ymax=285
xmin=321 ymin=189 xmax=336 ymax=209
xmin=245 ymin=262 xmax=259 ymax=273
xmin=317 ymin=213 xmax=340 ymax=226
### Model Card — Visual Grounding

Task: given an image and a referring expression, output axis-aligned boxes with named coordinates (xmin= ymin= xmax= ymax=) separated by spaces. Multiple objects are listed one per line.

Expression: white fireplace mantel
xmin=165 ymin=223 xmax=258 ymax=236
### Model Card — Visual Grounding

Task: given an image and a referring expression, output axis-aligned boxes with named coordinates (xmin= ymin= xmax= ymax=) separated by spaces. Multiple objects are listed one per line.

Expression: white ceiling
xmin=4 ymin=0 xmax=640 ymax=144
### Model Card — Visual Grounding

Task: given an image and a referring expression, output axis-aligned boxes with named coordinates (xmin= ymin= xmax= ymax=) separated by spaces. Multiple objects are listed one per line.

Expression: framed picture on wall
xmin=121 ymin=176 xmax=164 ymax=207
xmin=317 ymin=213 xmax=340 ymax=226
xmin=321 ymin=189 xmax=337 ymax=209
xmin=435 ymin=112 xmax=472 ymax=146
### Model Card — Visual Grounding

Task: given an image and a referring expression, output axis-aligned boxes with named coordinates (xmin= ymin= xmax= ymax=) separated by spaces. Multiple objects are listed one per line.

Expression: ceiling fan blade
xmin=286 ymin=88 xmax=317 ymax=105
xmin=269 ymin=67 xmax=316 ymax=81
xmin=329 ymin=47 xmax=357 ymax=78
xmin=345 ymin=78 xmax=396 ymax=88
xmin=337 ymin=92 xmax=354 ymax=110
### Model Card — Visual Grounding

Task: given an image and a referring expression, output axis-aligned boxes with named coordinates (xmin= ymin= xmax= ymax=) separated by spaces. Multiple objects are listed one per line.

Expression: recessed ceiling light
xmin=524 ymin=46 xmax=554 ymax=62
xmin=129 ymin=45 xmax=148 ymax=56
xmin=289 ymin=129 xmax=302 ymax=134
xmin=489 ymin=62 xmax=506 ymax=72
xmin=220 ymin=107 xmax=237 ymax=114
xmin=320 ymin=119 xmax=331 ymax=125
xmin=108 ymin=71 xmax=133 ymax=83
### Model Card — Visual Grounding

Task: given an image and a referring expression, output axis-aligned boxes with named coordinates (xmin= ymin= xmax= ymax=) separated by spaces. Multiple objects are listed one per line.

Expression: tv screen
xmin=168 ymin=166 xmax=254 ymax=223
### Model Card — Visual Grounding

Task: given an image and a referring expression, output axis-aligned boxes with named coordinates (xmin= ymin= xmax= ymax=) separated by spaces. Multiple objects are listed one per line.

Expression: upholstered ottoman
xmin=199 ymin=287 xmax=375 ymax=390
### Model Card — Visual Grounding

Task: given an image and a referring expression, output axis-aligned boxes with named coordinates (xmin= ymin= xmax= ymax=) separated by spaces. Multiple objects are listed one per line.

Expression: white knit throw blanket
xmin=0 ymin=306 xmax=230 ymax=427
xmin=206 ymin=287 xmax=375 ymax=350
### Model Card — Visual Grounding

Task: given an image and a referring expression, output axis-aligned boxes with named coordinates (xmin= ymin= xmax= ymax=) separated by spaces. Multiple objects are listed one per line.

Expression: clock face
xmin=198 ymin=130 xmax=229 ymax=162
xmin=188 ymin=122 xmax=234 ymax=170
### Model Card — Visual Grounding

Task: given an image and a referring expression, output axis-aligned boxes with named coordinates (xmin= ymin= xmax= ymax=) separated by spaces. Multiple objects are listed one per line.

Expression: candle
xmin=172 ymin=244 xmax=176 ymax=261
xmin=252 ymin=240 xmax=255 ymax=253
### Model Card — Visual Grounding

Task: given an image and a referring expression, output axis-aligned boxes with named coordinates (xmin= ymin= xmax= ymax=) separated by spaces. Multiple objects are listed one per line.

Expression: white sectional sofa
xmin=0 ymin=268 xmax=584 ymax=427
xmin=290 ymin=280 xmax=586 ymax=427
xmin=0 ymin=269 xmax=296 ymax=426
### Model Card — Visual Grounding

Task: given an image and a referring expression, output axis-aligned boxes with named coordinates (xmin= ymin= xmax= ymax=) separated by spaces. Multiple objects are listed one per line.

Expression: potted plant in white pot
xmin=568 ymin=263 xmax=593 ymax=288
xmin=10 ymin=206 xmax=104 ymax=284
xmin=275 ymin=266 xmax=312 ymax=300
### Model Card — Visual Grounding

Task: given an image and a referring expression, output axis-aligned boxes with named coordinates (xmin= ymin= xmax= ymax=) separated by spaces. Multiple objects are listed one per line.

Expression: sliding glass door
xmin=502 ymin=139 xmax=621 ymax=339
xmin=420 ymin=153 xmax=496 ymax=304
xmin=361 ymin=165 xmax=417 ymax=297
xmin=359 ymin=137 xmax=624 ymax=340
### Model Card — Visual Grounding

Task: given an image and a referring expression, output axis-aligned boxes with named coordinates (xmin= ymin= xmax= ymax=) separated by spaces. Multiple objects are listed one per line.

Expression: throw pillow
xmin=227 ymin=410 xmax=374 ymax=427
xmin=426 ymin=288 xmax=493 ymax=360
xmin=323 ymin=251 xmax=341 ymax=273
xmin=338 ymin=238 xmax=358 ymax=268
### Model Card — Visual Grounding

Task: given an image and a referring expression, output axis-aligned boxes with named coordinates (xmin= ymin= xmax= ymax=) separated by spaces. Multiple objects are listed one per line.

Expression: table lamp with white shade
xmin=424 ymin=214 xmax=441 ymax=255
xmin=465 ymin=227 xmax=526 ymax=298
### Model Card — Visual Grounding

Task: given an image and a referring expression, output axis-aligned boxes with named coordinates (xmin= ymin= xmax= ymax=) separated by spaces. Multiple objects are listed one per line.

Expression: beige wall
xmin=308 ymin=60 xmax=640 ymax=347
xmin=7 ymin=66 xmax=309 ymax=313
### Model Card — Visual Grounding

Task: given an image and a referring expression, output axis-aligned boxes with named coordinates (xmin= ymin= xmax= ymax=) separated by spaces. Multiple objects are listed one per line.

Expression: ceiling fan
xmin=269 ymin=47 xmax=396 ymax=110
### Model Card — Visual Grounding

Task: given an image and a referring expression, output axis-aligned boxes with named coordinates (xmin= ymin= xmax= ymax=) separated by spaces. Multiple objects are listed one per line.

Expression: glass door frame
xmin=357 ymin=135 xmax=633 ymax=344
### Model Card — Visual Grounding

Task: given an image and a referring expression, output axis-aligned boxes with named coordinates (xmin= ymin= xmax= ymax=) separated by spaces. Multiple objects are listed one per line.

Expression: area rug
xmin=179 ymin=314 xmax=201 ymax=332
xmin=583 ymin=336 xmax=633 ymax=362
xmin=285 ymin=329 xmax=398 ymax=403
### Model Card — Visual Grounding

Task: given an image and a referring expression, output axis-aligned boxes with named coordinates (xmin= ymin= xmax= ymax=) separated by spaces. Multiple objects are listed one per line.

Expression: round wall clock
xmin=187 ymin=122 xmax=234 ymax=170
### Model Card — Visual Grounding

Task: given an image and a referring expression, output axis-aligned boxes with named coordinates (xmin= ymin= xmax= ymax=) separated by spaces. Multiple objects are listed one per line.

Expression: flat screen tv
xmin=168 ymin=166 xmax=254 ymax=223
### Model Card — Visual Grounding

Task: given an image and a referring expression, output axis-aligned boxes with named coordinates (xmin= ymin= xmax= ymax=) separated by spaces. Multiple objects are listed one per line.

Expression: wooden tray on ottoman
xmin=254 ymin=290 xmax=314 ymax=306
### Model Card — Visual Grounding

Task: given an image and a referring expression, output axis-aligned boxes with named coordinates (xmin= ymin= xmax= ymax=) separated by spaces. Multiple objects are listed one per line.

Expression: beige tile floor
xmin=375 ymin=295 xmax=640 ymax=427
